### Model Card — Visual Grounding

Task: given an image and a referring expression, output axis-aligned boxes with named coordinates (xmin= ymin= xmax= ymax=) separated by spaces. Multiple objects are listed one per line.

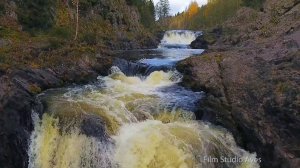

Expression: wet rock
xmin=190 ymin=35 xmax=208 ymax=49
xmin=0 ymin=77 xmax=36 ymax=168
xmin=0 ymin=55 xmax=115 ymax=168
xmin=81 ymin=115 xmax=109 ymax=141
xmin=11 ymin=69 xmax=62 ymax=93
xmin=93 ymin=56 xmax=115 ymax=76
xmin=156 ymin=30 xmax=165 ymax=41
xmin=113 ymin=58 xmax=148 ymax=76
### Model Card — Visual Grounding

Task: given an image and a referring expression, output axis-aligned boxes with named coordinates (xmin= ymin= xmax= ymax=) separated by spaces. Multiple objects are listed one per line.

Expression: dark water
xmin=112 ymin=48 xmax=204 ymax=66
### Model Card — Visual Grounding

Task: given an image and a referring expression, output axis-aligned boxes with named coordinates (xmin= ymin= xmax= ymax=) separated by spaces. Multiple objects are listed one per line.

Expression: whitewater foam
xmin=28 ymin=67 xmax=259 ymax=168
xmin=158 ymin=30 xmax=202 ymax=48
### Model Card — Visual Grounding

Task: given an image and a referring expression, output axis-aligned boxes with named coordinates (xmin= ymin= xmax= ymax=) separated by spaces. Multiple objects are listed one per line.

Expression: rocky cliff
xmin=0 ymin=55 xmax=115 ymax=168
xmin=178 ymin=0 xmax=300 ymax=167
xmin=0 ymin=1 xmax=160 ymax=167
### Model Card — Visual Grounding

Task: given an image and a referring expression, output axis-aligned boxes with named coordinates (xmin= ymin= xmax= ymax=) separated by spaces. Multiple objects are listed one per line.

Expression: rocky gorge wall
xmin=0 ymin=56 xmax=115 ymax=168
xmin=178 ymin=0 xmax=300 ymax=167
xmin=0 ymin=0 xmax=162 ymax=167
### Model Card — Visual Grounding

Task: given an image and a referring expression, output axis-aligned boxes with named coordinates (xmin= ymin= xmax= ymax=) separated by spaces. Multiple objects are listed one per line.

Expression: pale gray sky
xmin=153 ymin=0 xmax=208 ymax=15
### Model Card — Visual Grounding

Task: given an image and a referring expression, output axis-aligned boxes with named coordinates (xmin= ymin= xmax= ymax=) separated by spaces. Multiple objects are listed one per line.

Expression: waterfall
xmin=158 ymin=30 xmax=202 ymax=49
xmin=27 ymin=30 xmax=259 ymax=168
xmin=28 ymin=67 xmax=260 ymax=168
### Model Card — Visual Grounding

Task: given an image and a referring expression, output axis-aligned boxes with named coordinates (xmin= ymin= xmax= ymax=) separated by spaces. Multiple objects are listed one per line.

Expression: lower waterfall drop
xmin=28 ymin=67 xmax=260 ymax=168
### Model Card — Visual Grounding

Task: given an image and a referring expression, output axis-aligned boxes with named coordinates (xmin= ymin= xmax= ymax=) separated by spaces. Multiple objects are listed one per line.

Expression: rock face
xmin=178 ymin=51 xmax=300 ymax=167
xmin=190 ymin=35 xmax=208 ymax=49
xmin=178 ymin=0 xmax=300 ymax=167
xmin=0 ymin=56 xmax=115 ymax=168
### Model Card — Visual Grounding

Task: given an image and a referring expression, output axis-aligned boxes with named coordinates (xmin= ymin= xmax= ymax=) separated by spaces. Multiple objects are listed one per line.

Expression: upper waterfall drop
xmin=158 ymin=30 xmax=202 ymax=49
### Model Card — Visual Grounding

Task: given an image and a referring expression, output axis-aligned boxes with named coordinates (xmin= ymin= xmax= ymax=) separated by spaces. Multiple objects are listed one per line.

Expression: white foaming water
xmin=114 ymin=120 xmax=260 ymax=168
xmin=159 ymin=30 xmax=202 ymax=48
xmin=113 ymin=30 xmax=204 ymax=67
xmin=135 ymin=30 xmax=204 ymax=66
xmin=28 ymin=67 xmax=260 ymax=168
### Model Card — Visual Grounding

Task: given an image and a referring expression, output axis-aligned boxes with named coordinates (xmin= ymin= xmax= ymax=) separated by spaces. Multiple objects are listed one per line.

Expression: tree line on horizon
xmin=2 ymin=0 xmax=265 ymax=37
xmin=168 ymin=0 xmax=265 ymax=30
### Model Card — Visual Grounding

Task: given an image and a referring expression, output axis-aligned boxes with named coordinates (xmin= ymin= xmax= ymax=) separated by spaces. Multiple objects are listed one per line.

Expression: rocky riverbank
xmin=0 ymin=55 xmax=115 ymax=168
xmin=178 ymin=0 xmax=300 ymax=167
xmin=0 ymin=1 xmax=160 ymax=165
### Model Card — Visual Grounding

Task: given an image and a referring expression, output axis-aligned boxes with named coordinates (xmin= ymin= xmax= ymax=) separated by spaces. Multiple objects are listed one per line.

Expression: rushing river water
xmin=28 ymin=30 xmax=260 ymax=168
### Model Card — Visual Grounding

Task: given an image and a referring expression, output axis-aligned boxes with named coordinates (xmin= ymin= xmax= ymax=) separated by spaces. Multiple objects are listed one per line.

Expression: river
xmin=27 ymin=30 xmax=259 ymax=168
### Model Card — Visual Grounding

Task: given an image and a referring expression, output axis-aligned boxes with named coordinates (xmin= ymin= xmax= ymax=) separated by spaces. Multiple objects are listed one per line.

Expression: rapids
xmin=159 ymin=30 xmax=202 ymax=48
xmin=28 ymin=30 xmax=260 ymax=168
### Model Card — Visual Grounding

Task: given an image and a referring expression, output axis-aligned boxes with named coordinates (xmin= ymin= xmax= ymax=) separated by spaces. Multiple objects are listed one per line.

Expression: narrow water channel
xmin=28 ymin=30 xmax=259 ymax=168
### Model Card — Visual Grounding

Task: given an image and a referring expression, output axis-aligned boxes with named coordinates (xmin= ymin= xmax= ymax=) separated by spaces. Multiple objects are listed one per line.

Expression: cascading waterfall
xmin=158 ymin=30 xmax=202 ymax=49
xmin=28 ymin=30 xmax=260 ymax=168
xmin=133 ymin=30 xmax=204 ymax=67
xmin=28 ymin=66 xmax=260 ymax=168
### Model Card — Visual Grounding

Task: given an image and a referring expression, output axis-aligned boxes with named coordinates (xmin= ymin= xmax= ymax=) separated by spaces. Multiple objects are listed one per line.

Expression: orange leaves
xmin=168 ymin=0 xmax=243 ymax=29
xmin=186 ymin=1 xmax=199 ymax=18
xmin=167 ymin=1 xmax=200 ymax=29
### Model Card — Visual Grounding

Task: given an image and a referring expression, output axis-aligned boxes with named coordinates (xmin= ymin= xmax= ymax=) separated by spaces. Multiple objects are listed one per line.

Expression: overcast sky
xmin=153 ymin=0 xmax=208 ymax=15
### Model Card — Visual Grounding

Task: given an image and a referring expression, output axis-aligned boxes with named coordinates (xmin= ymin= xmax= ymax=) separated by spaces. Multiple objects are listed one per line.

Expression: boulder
xmin=190 ymin=35 xmax=208 ymax=49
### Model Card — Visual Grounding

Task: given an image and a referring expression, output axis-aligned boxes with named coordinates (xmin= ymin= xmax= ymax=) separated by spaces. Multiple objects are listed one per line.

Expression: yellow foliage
xmin=168 ymin=0 xmax=242 ymax=29
xmin=55 ymin=1 xmax=71 ymax=27
xmin=187 ymin=1 xmax=199 ymax=18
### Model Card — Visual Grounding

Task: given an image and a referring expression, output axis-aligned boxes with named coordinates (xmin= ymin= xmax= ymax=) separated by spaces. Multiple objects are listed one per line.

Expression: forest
xmin=0 ymin=0 xmax=157 ymax=69
xmin=12 ymin=0 xmax=156 ymax=31
xmin=0 ymin=0 xmax=265 ymax=46
xmin=167 ymin=0 xmax=265 ymax=30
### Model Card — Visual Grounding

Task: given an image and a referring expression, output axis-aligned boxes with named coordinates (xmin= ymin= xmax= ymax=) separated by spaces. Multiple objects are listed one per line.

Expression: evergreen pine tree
xmin=155 ymin=0 xmax=170 ymax=20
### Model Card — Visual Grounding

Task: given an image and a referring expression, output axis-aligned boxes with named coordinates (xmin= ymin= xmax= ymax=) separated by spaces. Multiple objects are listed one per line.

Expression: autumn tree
xmin=168 ymin=0 xmax=245 ymax=30
xmin=187 ymin=1 xmax=199 ymax=18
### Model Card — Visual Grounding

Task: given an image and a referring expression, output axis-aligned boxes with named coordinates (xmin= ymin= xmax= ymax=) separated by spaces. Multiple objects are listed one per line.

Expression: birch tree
xmin=72 ymin=0 xmax=79 ymax=40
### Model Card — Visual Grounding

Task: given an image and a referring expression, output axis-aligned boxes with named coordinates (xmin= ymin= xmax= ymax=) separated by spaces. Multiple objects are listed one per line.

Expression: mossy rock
xmin=28 ymin=84 xmax=42 ymax=94
xmin=204 ymin=33 xmax=217 ymax=45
